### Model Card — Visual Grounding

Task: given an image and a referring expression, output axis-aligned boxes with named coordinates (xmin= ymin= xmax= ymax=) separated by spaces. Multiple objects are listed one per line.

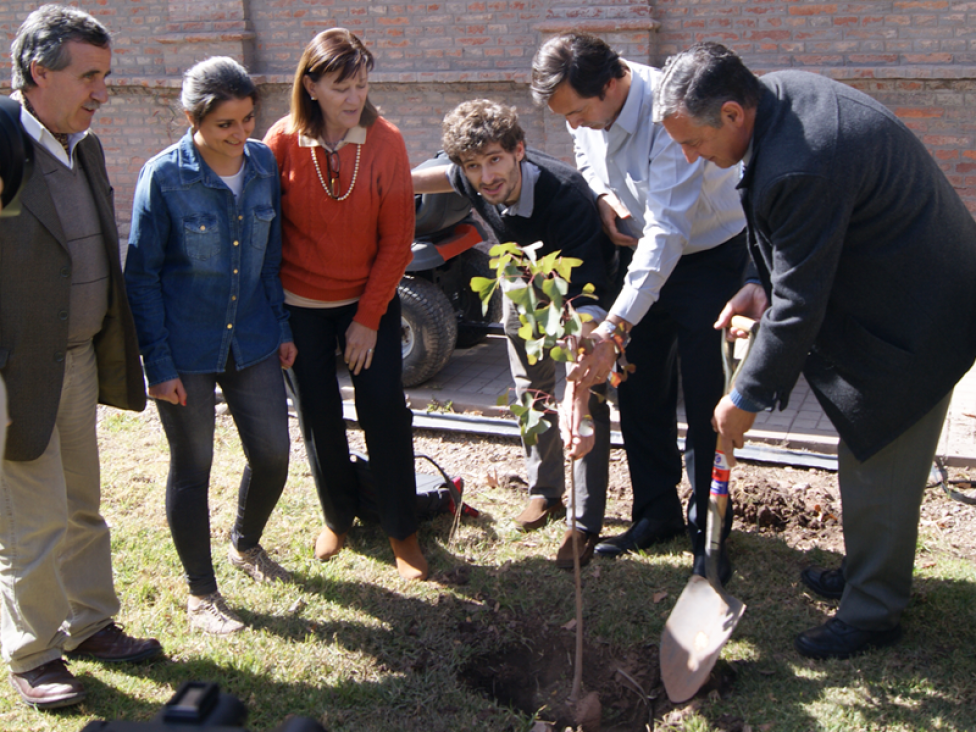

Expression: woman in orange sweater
xmin=264 ymin=29 xmax=426 ymax=580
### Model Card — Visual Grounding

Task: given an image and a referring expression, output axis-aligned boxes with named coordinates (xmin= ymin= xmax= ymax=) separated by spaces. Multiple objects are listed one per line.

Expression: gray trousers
xmin=504 ymin=300 xmax=611 ymax=534
xmin=0 ymin=342 xmax=119 ymax=672
xmin=835 ymin=390 xmax=951 ymax=631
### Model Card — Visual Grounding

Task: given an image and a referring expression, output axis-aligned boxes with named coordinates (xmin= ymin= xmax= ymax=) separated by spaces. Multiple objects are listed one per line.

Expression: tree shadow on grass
xmin=69 ymin=652 xmax=524 ymax=732
xmin=701 ymin=530 xmax=976 ymax=730
xmin=64 ymin=525 xmax=976 ymax=732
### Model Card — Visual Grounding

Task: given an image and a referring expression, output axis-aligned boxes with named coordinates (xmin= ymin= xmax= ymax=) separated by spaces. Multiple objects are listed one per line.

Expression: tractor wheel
xmin=399 ymin=276 xmax=458 ymax=387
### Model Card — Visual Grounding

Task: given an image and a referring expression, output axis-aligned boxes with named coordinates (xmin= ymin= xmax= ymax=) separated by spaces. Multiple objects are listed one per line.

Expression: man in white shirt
xmin=0 ymin=5 xmax=160 ymax=710
xmin=530 ymin=33 xmax=748 ymax=582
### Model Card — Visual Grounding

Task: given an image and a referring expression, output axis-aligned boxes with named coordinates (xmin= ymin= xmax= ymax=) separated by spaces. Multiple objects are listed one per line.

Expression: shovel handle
xmin=729 ymin=315 xmax=757 ymax=334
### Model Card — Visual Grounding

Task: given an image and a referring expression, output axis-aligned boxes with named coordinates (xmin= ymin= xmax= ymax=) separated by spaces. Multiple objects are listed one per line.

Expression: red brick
xmin=788 ymin=4 xmax=837 ymax=15
xmin=896 ymin=107 xmax=944 ymax=118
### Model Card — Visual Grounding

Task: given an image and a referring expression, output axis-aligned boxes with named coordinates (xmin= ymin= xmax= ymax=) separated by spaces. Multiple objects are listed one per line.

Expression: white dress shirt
xmin=569 ymin=60 xmax=746 ymax=325
xmin=18 ymin=102 xmax=88 ymax=169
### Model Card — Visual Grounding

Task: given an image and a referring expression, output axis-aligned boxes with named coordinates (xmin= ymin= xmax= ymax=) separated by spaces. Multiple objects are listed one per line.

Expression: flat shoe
xmin=9 ymin=659 xmax=85 ymax=709
xmin=314 ymin=526 xmax=347 ymax=561
xmin=389 ymin=533 xmax=428 ymax=581
xmin=794 ymin=617 xmax=902 ymax=659
xmin=513 ymin=496 xmax=565 ymax=532
xmin=594 ymin=516 xmax=685 ymax=558
xmin=65 ymin=622 xmax=162 ymax=663
xmin=800 ymin=565 xmax=845 ymax=599
xmin=555 ymin=529 xmax=599 ymax=570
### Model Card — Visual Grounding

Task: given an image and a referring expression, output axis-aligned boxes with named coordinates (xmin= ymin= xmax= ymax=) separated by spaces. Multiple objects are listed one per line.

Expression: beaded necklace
xmin=311 ymin=142 xmax=361 ymax=201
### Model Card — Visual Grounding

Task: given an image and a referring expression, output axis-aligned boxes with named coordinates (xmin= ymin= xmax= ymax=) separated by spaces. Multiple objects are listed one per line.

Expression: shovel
xmin=660 ymin=316 xmax=756 ymax=704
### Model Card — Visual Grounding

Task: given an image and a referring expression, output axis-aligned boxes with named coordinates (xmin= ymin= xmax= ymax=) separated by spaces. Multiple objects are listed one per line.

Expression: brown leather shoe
xmin=65 ymin=622 xmax=162 ymax=663
xmin=314 ymin=526 xmax=348 ymax=561
xmin=9 ymin=659 xmax=85 ymax=709
xmin=389 ymin=533 xmax=428 ymax=580
xmin=555 ymin=529 xmax=599 ymax=570
xmin=513 ymin=496 xmax=565 ymax=532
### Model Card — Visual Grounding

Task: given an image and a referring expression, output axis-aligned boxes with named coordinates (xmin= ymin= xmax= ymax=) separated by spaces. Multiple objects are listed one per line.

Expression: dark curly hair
xmin=441 ymin=99 xmax=525 ymax=165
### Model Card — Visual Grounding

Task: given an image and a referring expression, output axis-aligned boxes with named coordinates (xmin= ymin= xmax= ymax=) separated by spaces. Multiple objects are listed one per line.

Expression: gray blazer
xmin=736 ymin=71 xmax=976 ymax=461
xmin=0 ymin=131 xmax=146 ymax=462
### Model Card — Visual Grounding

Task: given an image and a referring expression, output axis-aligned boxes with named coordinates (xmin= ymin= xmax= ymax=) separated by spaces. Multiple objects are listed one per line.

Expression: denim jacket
xmin=125 ymin=130 xmax=291 ymax=386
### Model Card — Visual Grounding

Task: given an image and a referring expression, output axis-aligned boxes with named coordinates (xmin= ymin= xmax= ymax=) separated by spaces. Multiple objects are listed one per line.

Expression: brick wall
xmin=653 ymin=0 xmax=976 ymax=212
xmin=2 ymin=0 xmax=974 ymax=237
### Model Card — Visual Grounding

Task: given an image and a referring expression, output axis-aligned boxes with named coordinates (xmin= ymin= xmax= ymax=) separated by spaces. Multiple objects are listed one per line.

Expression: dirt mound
xmin=731 ymin=473 xmax=841 ymax=534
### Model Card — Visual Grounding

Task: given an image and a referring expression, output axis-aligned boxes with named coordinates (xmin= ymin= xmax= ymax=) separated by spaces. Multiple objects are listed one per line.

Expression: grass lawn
xmin=0 ymin=405 xmax=974 ymax=731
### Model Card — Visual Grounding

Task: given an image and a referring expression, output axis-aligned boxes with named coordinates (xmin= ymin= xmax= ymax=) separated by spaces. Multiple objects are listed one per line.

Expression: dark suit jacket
xmin=0 ymin=130 xmax=146 ymax=462
xmin=736 ymin=70 xmax=976 ymax=461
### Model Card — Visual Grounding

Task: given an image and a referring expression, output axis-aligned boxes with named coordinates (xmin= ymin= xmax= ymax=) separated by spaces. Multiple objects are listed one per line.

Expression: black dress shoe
xmin=800 ymin=566 xmax=845 ymax=599
xmin=594 ymin=516 xmax=685 ymax=558
xmin=692 ymin=548 xmax=733 ymax=587
xmin=794 ymin=617 xmax=902 ymax=660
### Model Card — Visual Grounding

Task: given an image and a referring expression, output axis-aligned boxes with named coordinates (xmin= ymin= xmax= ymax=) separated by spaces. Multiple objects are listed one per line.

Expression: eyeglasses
xmin=325 ymin=149 xmax=341 ymax=196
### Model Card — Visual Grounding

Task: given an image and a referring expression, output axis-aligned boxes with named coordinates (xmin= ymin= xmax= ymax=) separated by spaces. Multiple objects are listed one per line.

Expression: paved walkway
xmin=339 ymin=334 xmax=976 ymax=467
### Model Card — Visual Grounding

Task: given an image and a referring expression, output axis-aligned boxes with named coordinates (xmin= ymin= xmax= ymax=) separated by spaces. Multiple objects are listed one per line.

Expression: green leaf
xmin=550 ymin=345 xmax=572 ymax=362
xmin=496 ymin=394 xmax=510 ymax=407
xmin=554 ymin=257 xmax=583 ymax=281
xmin=525 ymin=337 xmax=545 ymax=365
xmin=541 ymin=278 xmax=563 ymax=314
xmin=540 ymin=250 xmax=560 ymax=274
xmin=489 ymin=242 xmax=522 ymax=257
xmin=582 ymin=282 xmax=596 ymax=294
xmin=505 ymin=286 xmax=532 ymax=308
xmin=521 ymin=409 xmax=551 ymax=447
xmin=470 ymin=276 xmax=495 ymax=294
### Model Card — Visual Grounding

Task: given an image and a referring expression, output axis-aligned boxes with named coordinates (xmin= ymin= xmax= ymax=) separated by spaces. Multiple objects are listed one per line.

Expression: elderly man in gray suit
xmin=654 ymin=42 xmax=976 ymax=660
xmin=0 ymin=5 xmax=162 ymax=709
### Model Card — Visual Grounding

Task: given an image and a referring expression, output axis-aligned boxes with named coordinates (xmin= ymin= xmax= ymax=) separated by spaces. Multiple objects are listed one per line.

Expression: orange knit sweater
xmin=263 ymin=116 xmax=415 ymax=331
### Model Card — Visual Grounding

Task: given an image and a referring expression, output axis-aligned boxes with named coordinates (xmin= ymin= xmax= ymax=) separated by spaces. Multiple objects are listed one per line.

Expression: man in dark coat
xmin=0 ymin=5 xmax=160 ymax=709
xmin=655 ymin=42 xmax=976 ymax=659
xmin=413 ymin=99 xmax=617 ymax=568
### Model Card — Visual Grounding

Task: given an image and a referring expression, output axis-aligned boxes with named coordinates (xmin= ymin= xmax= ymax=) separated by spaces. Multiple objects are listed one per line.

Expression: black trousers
xmin=616 ymin=231 xmax=747 ymax=552
xmin=285 ymin=297 xmax=418 ymax=541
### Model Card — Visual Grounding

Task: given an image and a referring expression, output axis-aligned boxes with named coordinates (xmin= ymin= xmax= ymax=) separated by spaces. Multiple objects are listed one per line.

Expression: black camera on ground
xmin=0 ymin=95 xmax=34 ymax=218
xmin=80 ymin=681 xmax=328 ymax=732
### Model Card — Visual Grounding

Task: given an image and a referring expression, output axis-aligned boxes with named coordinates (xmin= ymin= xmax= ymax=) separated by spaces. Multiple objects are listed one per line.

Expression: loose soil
xmin=395 ymin=424 xmax=976 ymax=731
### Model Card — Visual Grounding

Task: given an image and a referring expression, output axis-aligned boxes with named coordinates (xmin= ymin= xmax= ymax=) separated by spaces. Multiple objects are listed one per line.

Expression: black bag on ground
xmin=353 ymin=452 xmax=478 ymax=523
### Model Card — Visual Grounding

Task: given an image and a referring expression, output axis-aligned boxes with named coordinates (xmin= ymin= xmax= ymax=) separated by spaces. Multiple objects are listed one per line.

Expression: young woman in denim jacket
xmin=125 ymin=57 xmax=295 ymax=635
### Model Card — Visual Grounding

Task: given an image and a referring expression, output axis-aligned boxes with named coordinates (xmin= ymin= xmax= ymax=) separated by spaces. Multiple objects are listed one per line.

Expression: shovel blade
xmin=660 ymin=575 xmax=746 ymax=703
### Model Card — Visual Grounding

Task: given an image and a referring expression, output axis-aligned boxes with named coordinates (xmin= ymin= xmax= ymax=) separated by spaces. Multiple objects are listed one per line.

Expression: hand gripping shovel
xmin=660 ymin=316 xmax=756 ymax=703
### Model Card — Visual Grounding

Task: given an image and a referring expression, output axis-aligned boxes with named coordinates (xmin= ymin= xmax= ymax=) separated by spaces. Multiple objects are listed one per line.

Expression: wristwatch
xmin=596 ymin=320 xmax=630 ymax=354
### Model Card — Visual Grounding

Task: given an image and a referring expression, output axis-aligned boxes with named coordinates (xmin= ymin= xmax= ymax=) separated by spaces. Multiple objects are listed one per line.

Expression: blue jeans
xmin=156 ymin=354 xmax=290 ymax=596
xmin=285 ymin=297 xmax=418 ymax=541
